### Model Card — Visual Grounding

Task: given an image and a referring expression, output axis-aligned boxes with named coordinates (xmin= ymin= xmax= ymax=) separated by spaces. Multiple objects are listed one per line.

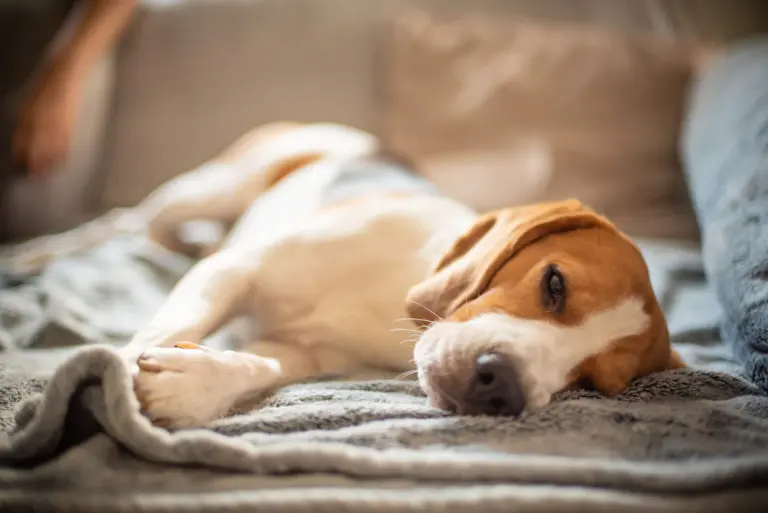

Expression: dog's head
xmin=407 ymin=199 xmax=683 ymax=416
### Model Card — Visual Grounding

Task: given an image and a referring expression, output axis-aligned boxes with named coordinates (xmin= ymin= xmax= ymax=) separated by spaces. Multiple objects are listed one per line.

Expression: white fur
xmin=133 ymin=346 xmax=281 ymax=428
xmin=7 ymin=123 xmax=648 ymax=429
xmin=121 ymin=137 xmax=477 ymax=428
xmin=0 ymin=124 xmax=381 ymax=273
xmin=414 ymin=296 xmax=650 ymax=411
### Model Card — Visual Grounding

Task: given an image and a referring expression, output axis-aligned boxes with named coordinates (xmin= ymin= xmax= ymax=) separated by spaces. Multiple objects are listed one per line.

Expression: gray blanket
xmin=1 ymin=235 xmax=768 ymax=512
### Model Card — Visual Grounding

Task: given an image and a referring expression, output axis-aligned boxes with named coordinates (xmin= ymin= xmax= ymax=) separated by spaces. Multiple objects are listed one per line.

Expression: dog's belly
xmin=223 ymin=160 xmax=477 ymax=371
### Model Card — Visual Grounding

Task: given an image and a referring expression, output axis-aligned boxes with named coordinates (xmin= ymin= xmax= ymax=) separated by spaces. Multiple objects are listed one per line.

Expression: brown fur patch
xmin=218 ymin=121 xmax=327 ymax=192
xmin=220 ymin=121 xmax=303 ymax=163
xmin=264 ymin=153 xmax=326 ymax=188
xmin=407 ymin=199 xmax=683 ymax=399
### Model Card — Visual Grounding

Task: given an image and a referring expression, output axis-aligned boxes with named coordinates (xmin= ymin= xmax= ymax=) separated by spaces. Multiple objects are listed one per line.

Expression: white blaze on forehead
xmin=414 ymin=296 xmax=650 ymax=410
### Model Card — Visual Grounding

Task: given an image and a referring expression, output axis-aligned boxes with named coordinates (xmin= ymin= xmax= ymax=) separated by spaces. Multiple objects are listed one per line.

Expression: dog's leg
xmin=133 ymin=341 xmax=357 ymax=429
xmin=1 ymin=123 xmax=376 ymax=271
xmin=138 ymin=161 xmax=257 ymax=255
xmin=132 ymin=343 xmax=281 ymax=429
xmin=121 ymin=251 xmax=254 ymax=363
xmin=143 ymin=122 xmax=376 ymax=255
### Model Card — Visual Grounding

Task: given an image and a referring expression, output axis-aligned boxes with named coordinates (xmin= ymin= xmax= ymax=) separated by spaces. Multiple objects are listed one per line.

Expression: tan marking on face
xmin=407 ymin=199 xmax=684 ymax=414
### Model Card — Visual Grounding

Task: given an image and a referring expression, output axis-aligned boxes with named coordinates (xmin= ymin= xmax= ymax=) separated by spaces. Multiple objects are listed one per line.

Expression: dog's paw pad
xmin=133 ymin=347 xmax=232 ymax=429
xmin=131 ymin=347 xmax=280 ymax=429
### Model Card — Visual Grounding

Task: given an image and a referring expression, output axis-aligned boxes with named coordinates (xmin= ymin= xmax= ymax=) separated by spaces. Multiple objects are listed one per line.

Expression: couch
xmin=3 ymin=3 xmax=768 ymax=512
xmin=3 ymin=0 xmax=768 ymax=240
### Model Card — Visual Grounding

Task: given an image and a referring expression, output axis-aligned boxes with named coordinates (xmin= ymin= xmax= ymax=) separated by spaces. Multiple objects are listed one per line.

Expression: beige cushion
xmin=383 ymin=10 xmax=703 ymax=240
xmin=100 ymin=0 xmax=382 ymax=210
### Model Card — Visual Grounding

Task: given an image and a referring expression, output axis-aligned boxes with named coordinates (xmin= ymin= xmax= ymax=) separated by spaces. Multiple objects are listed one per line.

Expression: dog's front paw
xmin=132 ymin=346 xmax=280 ymax=429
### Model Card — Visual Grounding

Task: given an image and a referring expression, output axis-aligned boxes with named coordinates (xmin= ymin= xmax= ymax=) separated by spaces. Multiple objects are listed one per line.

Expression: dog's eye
xmin=541 ymin=264 xmax=566 ymax=313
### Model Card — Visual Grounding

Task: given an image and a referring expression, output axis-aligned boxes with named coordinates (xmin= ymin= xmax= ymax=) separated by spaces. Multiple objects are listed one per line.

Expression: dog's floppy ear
xmin=406 ymin=199 xmax=619 ymax=323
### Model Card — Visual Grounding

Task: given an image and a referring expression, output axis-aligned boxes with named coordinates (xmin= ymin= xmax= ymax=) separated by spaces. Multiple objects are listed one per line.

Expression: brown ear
xmin=406 ymin=199 xmax=621 ymax=323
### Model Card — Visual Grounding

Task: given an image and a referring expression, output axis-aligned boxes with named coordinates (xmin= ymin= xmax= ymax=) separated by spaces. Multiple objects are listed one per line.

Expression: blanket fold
xmin=1 ymin=219 xmax=768 ymax=511
xmin=2 ymin=344 xmax=768 ymax=513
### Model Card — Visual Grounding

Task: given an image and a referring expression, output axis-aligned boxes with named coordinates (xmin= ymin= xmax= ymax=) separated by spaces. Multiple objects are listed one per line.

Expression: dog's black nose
xmin=463 ymin=353 xmax=526 ymax=416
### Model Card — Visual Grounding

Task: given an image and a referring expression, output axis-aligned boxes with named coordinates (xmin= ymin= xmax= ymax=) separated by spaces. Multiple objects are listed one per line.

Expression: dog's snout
xmin=463 ymin=353 xmax=526 ymax=416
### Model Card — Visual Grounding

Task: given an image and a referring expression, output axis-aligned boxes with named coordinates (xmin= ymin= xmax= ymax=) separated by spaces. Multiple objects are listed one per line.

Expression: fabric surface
xmin=97 ymin=0 xmax=702 ymax=215
xmin=384 ymin=10 xmax=703 ymax=240
xmin=682 ymin=36 xmax=768 ymax=392
xmin=100 ymin=0 xmax=383 ymax=210
xmin=0 ymin=234 xmax=766 ymax=511
xmin=97 ymin=0 xmax=768 ymax=219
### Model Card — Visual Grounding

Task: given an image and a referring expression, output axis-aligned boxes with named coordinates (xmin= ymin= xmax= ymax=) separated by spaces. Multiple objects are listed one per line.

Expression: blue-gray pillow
xmin=682 ymin=36 xmax=768 ymax=390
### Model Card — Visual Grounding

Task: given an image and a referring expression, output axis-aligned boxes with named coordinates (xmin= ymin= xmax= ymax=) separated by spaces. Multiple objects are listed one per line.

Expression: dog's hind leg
xmin=143 ymin=122 xmax=378 ymax=256
xmin=0 ymin=123 xmax=377 ymax=270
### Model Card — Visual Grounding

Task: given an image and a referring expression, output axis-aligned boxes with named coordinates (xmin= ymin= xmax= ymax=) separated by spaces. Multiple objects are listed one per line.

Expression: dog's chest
xmin=226 ymin=159 xmax=475 ymax=369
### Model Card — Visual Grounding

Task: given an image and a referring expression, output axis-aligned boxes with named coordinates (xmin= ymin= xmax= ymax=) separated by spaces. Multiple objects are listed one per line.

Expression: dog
xmin=3 ymin=122 xmax=685 ymax=428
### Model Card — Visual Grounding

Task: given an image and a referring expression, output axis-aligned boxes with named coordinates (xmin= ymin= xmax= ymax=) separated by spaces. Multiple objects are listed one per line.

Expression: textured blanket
xmin=1 ymin=235 xmax=768 ymax=512
xmin=682 ymin=35 xmax=768 ymax=391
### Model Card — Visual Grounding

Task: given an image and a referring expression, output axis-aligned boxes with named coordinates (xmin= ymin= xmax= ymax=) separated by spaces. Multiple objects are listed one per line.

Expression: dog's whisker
xmin=398 ymin=333 xmax=421 ymax=344
xmin=394 ymin=369 xmax=419 ymax=380
xmin=405 ymin=299 xmax=444 ymax=322
xmin=392 ymin=317 xmax=436 ymax=327
xmin=390 ymin=330 xmax=421 ymax=338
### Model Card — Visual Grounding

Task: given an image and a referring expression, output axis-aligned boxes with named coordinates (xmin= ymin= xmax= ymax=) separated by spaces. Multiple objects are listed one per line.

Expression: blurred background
xmin=1 ymin=0 xmax=767 ymax=244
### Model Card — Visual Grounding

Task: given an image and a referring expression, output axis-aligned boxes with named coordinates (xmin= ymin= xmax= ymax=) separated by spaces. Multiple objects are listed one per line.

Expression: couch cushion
xmin=384 ymin=10 xmax=705 ymax=240
xmin=100 ymin=0 xmax=382 ymax=210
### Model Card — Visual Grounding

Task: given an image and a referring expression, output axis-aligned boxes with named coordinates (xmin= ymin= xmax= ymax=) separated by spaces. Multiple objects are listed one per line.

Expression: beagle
xmin=5 ymin=122 xmax=685 ymax=428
